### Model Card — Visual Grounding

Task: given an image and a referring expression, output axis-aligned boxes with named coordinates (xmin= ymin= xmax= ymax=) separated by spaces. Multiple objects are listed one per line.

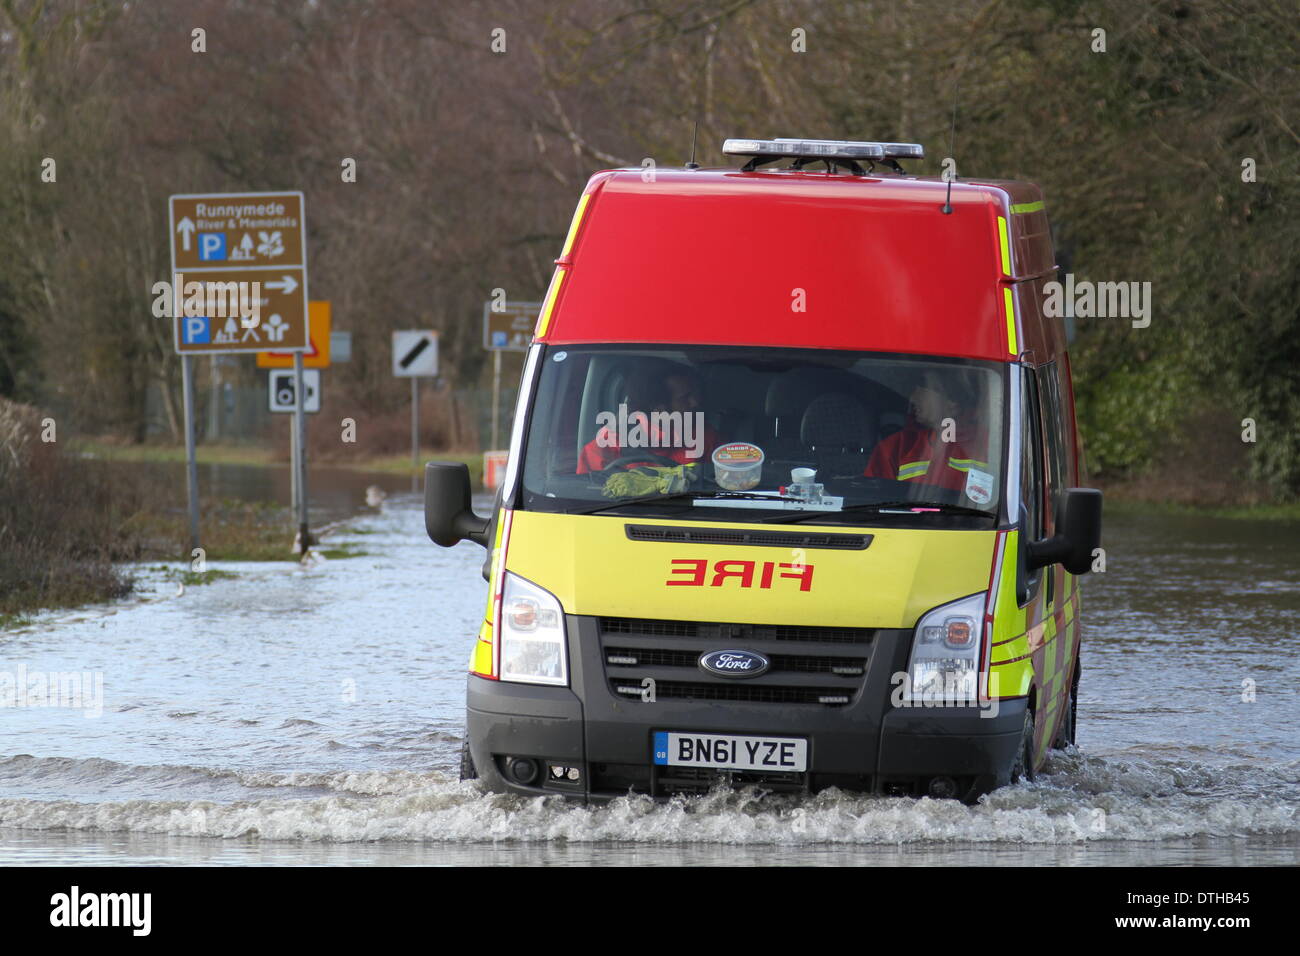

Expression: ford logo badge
xmin=699 ymin=649 xmax=770 ymax=679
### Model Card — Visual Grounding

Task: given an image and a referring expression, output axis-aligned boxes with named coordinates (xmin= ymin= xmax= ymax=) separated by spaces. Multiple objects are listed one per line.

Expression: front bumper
xmin=466 ymin=616 xmax=1025 ymax=801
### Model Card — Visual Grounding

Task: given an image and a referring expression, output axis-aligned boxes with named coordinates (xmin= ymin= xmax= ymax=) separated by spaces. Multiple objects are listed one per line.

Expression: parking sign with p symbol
xmin=199 ymin=232 xmax=226 ymax=261
xmin=183 ymin=316 xmax=211 ymax=344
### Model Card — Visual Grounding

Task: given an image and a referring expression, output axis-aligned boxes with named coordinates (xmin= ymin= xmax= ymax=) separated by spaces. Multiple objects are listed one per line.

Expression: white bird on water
xmin=365 ymin=485 xmax=387 ymax=508
xmin=292 ymin=531 xmax=324 ymax=567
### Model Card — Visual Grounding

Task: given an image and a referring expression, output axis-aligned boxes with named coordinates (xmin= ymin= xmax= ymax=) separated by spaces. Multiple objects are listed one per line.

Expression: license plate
xmin=653 ymin=731 xmax=807 ymax=773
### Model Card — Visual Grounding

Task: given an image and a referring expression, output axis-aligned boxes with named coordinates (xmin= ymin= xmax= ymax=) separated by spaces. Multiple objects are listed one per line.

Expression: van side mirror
xmin=424 ymin=462 xmax=490 ymax=548
xmin=1026 ymin=488 xmax=1102 ymax=575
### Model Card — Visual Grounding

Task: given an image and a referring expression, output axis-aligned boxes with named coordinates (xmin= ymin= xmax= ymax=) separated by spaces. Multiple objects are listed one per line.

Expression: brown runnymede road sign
xmin=169 ymin=191 xmax=309 ymax=355
xmin=171 ymin=267 xmax=308 ymax=354
xmin=171 ymin=192 xmax=305 ymax=270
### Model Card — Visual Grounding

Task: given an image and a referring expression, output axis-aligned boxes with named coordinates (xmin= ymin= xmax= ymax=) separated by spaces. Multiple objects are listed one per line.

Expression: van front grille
xmin=595 ymin=616 xmax=890 ymax=707
xmin=604 ymin=646 xmax=864 ymax=676
xmin=610 ymin=678 xmax=852 ymax=706
xmin=598 ymin=616 xmax=873 ymax=645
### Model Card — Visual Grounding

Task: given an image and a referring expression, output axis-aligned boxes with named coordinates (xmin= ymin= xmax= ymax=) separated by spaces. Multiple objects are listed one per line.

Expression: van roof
xmin=536 ymin=167 xmax=1055 ymax=362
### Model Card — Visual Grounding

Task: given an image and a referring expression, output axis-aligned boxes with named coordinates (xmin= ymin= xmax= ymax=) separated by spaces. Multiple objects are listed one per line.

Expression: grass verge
xmin=1102 ymin=496 xmax=1300 ymax=521
xmin=74 ymin=440 xmax=483 ymax=485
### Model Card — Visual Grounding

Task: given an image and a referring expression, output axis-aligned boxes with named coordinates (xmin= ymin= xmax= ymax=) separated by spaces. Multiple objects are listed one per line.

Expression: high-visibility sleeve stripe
xmin=535 ymin=268 xmax=567 ymax=338
xmin=997 ymin=215 xmax=1011 ymax=276
xmin=560 ymin=193 xmax=591 ymax=259
xmin=897 ymin=461 xmax=930 ymax=480
xmin=1003 ymin=286 xmax=1017 ymax=355
xmin=1010 ymin=200 xmax=1044 ymax=214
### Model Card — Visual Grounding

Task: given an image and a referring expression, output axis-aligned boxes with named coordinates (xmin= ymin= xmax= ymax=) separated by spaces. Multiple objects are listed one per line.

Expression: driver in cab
xmin=577 ymin=366 xmax=721 ymax=473
xmin=864 ymin=369 xmax=988 ymax=492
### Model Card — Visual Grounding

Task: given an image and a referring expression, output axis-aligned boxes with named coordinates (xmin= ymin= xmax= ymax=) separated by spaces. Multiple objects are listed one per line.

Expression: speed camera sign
xmin=268 ymin=369 xmax=321 ymax=414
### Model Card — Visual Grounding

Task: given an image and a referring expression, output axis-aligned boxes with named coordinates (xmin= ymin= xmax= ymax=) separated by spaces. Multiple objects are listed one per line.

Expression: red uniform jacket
xmin=864 ymin=420 xmax=988 ymax=492
xmin=577 ymin=423 xmax=722 ymax=474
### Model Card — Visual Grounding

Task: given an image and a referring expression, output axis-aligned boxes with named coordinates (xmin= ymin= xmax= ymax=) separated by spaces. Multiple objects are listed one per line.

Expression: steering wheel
xmin=601 ymin=452 xmax=683 ymax=471
xmin=879 ymin=480 xmax=964 ymax=506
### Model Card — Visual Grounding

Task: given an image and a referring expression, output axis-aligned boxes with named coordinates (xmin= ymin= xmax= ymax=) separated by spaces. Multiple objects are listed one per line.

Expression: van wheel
xmin=1052 ymin=679 xmax=1077 ymax=749
xmin=459 ymin=739 xmax=478 ymax=781
xmin=1009 ymin=708 xmax=1035 ymax=784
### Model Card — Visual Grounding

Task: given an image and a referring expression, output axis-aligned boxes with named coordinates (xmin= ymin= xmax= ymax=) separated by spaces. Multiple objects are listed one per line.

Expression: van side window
xmin=1020 ymin=369 xmax=1045 ymax=543
xmin=1038 ymin=361 xmax=1068 ymax=529
xmin=1016 ymin=368 xmax=1047 ymax=606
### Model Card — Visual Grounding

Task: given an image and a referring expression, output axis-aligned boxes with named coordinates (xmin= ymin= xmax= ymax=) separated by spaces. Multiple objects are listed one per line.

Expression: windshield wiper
xmin=572 ymin=490 xmax=800 ymax=517
xmin=761 ymin=501 xmax=996 ymax=524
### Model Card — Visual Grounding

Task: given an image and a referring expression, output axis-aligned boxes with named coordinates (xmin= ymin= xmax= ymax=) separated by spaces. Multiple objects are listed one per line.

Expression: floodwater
xmin=149 ymin=459 xmax=427 ymax=526
xmin=1 ymin=469 xmax=1297 ymax=866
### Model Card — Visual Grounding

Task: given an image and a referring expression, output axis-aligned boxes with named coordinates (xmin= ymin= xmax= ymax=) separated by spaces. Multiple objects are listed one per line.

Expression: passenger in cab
xmin=864 ymin=369 xmax=987 ymax=492
xmin=577 ymin=366 xmax=721 ymax=473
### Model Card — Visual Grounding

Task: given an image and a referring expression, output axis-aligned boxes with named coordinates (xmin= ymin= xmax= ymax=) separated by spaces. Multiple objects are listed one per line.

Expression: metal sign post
xmin=411 ymin=377 xmax=420 ymax=470
xmin=267 ymin=367 xmax=322 ymax=516
xmin=293 ymin=352 xmax=310 ymax=551
xmin=290 ymin=415 xmax=300 ymax=514
xmin=260 ymin=300 xmax=329 ymax=513
xmin=491 ymin=350 xmax=502 ymax=449
xmin=180 ymin=355 xmax=201 ymax=552
xmin=207 ymin=356 xmax=220 ymax=441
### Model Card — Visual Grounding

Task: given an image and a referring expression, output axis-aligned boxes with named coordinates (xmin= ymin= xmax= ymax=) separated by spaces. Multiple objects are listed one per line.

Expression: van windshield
xmin=518 ymin=345 xmax=1006 ymax=526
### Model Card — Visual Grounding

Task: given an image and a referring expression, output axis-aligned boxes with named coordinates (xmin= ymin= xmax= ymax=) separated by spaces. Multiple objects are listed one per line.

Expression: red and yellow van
xmin=425 ymin=138 xmax=1102 ymax=803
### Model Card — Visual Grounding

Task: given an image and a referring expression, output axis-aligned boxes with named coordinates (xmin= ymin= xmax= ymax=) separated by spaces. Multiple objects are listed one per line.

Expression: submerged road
xmin=0 ymin=482 xmax=1296 ymax=865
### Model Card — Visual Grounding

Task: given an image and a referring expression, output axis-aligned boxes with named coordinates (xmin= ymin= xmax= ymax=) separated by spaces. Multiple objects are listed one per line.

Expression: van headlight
xmin=902 ymin=592 xmax=985 ymax=705
xmin=498 ymin=572 xmax=568 ymax=686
